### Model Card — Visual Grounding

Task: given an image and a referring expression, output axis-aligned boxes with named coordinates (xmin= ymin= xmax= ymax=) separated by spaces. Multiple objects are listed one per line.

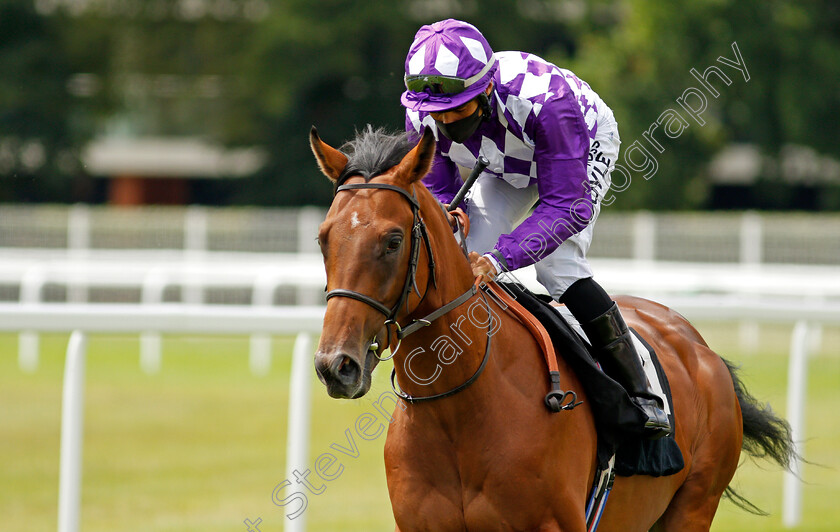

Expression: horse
xmin=309 ymin=125 xmax=794 ymax=532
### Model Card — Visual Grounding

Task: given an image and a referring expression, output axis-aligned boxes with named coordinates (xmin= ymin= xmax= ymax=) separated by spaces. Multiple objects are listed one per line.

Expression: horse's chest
xmin=387 ymin=431 xmax=561 ymax=531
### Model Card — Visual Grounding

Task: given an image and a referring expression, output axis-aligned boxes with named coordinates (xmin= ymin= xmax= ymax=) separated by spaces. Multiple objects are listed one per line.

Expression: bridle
xmin=325 ymin=182 xmax=437 ymax=357
xmin=324 ymin=180 xmax=492 ymax=403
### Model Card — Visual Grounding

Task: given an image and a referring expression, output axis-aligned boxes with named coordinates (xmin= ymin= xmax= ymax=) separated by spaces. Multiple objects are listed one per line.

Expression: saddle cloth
xmin=495 ymin=282 xmax=684 ymax=477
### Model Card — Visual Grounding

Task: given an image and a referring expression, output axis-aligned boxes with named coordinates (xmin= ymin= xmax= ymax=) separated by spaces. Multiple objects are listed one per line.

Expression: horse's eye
xmin=386 ymin=236 xmax=402 ymax=253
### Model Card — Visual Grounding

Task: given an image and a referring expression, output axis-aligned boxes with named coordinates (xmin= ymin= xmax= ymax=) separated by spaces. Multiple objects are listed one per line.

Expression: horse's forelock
xmin=335 ymin=126 xmax=416 ymax=188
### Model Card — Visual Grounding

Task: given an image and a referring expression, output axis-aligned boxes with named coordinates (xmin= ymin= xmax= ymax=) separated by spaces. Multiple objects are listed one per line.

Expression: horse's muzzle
xmin=314 ymin=351 xmax=369 ymax=399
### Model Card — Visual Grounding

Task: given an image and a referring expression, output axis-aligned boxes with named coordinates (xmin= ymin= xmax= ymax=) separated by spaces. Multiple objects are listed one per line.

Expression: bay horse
xmin=309 ymin=126 xmax=794 ymax=532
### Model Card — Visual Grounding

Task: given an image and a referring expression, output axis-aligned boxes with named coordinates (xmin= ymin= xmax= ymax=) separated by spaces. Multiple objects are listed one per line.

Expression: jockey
xmin=401 ymin=19 xmax=670 ymax=438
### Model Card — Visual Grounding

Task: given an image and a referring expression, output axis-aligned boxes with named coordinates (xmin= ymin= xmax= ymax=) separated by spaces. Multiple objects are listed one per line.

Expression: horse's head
xmin=310 ymin=126 xmax=437 ymax=398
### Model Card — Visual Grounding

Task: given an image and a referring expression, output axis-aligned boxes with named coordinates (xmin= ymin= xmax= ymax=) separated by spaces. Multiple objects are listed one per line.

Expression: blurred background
xmin=1 ymin=1 xmax=838 ymax=531
xmin=2 ymin=0 xmax=839 ymax=209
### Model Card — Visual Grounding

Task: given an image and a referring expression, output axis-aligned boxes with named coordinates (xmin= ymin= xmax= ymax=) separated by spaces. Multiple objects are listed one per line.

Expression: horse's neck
xmin=411 ymin=189 xmax=477 ymax=314
xmin=394 ymin=285 xmax=552 ymax=443
xmin=392 ymin=193 xmax=483 ymax=391
xmin=393 ymin=191 xmax=535 ymax=406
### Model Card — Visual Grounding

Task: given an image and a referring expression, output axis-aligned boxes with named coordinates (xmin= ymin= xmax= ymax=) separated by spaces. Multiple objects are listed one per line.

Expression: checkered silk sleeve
xmin=406 ymin=51 xmax=610 ymax=271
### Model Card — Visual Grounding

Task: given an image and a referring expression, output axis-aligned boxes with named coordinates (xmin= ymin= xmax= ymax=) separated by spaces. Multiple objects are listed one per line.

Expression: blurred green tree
xmin=238 ymin=0 xmax=840 ymax=209
xmin=0 ymin=0 xmax=77 ymax=201
xmin=235 ymin=0 xmax=590 ymax=206
xmin=3 ymin=0 xmax=837 ymax=208
xmin=555 ymin=0 xmax=840 ymax=209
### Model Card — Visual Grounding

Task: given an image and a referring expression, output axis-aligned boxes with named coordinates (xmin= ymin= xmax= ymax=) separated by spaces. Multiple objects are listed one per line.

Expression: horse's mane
xmin=336 ymin=125 xmax=417 ymax=188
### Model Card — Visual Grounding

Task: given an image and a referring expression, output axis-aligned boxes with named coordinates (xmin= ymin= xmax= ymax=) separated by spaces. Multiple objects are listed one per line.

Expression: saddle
xmin=488 ymin=281 xmax=684 ymax=477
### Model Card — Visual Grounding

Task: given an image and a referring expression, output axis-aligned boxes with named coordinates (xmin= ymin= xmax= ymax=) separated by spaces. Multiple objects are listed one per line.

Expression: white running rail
xmin=1 ymin=298 xmax=836 ymax=531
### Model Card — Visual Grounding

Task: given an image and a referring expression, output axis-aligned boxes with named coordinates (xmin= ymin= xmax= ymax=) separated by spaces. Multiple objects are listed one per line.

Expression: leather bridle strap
xmin=397 ymin=282 xmax=477 ymax=339
xmin=325 ymin=288 xmax=392 ymax=317
xmin=390 ymin=287 xmax=493 ymax=404
xmin=337 ymin=182 xmax=420 ymax=208
xmin=326 ymin=182 xmax=432 ymax=323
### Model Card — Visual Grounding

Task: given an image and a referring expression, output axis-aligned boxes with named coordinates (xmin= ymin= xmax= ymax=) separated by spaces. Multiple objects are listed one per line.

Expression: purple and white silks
xmin=406 ymin=51 xmax=614 ymax=272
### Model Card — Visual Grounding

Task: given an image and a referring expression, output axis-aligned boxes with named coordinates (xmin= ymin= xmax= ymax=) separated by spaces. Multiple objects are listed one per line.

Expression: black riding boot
xmin=581 ymin=303 xmax=671 ymax=439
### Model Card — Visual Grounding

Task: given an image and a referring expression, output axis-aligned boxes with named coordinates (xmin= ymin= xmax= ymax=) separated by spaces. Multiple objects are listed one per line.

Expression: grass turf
xmin=1 ymin=324 xmax=837 ymax=531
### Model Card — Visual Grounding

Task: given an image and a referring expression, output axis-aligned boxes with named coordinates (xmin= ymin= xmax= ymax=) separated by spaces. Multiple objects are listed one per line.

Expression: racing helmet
xmin=401 ymin=19 xmax=497 ymax=113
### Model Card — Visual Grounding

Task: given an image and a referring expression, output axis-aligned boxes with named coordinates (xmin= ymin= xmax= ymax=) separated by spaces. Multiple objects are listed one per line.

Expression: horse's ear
xmin=310 ymin=126 xmax=348 ymax=183
xmin=395 ymin=126 xmax=436 ymax=186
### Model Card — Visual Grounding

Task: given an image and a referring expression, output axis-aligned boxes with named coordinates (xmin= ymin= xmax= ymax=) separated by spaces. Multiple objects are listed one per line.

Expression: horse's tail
xmin=722 ymin=357 xmax=797 ymax=515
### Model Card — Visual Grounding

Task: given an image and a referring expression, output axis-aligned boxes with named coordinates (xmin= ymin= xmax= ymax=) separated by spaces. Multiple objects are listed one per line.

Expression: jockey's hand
xmin=469 ymin=251 xmax=498 ymax=285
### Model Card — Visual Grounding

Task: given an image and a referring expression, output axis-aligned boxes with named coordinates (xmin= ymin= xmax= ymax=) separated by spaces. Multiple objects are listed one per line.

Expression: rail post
xmin=738 ymin=211 xmax=763 ymax=353
xmin=19 ymin=266 xmax=46 ymax=372
xmin=632 ymin=211 xmax=655 ymax=263
xmin=67 ymin=204 xmax=90 ymax=303
xmin=783 ymin=321 xmax=810 ymax=528
xmin=140 ymin=268 xmax=167 ymax=374
xmin=184 ymin=206 xmax=208 ymax=305
xmin=249 ymin=271 xmax=278 ymax=376
xmin=57 ymin=331 xmax=87 ymax=532
xmin=296 ymin=207 xmax=324 ymax=306
xmin=284 ymin=332 xmax=312 ymax=532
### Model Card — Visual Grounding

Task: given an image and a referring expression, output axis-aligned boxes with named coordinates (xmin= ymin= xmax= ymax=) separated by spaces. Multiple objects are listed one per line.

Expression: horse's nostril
xmin=336 ymin=355 xmax=361 ymax=384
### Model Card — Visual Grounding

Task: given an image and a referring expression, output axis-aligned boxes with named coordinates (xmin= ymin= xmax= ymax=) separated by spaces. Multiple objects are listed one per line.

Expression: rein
xmin=390 ymin=285 xmax=493 ymax=404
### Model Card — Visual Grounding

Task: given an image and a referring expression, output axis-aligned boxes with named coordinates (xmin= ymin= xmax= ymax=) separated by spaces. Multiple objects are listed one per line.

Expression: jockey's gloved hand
xmin=469 ymin=251 xmax=499 ymax=284
xmin=442 ymin=204 xmax=458 ymax=232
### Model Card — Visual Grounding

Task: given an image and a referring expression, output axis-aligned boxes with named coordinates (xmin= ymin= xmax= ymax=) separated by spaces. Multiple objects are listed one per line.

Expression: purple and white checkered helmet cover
xmin=400 ymin=19 xmax=496 ymax=112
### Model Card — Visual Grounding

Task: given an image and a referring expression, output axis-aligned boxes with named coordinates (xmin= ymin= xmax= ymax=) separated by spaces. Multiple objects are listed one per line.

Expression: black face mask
xmin=435 ymin=102 xmax=485 ymax=144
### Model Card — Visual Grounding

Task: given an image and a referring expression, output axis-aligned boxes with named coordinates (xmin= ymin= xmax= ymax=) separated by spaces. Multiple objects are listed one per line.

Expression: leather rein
xmin=325 ymin=181 xmax=492 ymax=403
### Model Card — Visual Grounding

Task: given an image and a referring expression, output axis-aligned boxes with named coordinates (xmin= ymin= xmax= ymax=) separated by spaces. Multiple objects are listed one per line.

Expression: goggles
xmin=404 ymin=55 xmax=496 ymax=95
